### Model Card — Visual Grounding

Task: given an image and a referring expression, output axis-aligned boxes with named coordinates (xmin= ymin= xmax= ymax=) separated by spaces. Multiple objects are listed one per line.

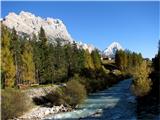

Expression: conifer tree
xmin=1 ymin=25 xmax=16 ymax=87
xmin=54 ymin=39 xmax=67 ymax=82
xmin=65 ymin=42 xmax=82 ymax=77
xmin=115 ymin=50 xmax=125 ymax=70
xmin=84 ymin=50 xmax=95 ymax=70
xmin=153 ymin=40 xmax=160 ymax=72
xmin=21 ymin=40 xmax=35 ymax=84
xmin=115 ymin=50 xmax=143 ymax=72
xmin=10 ymin=28 xmax=21 ymax=85
xmin=32 ymin=34 xmax=41 ymax=84
xmin=45 ymin=44 xmax=55 ymax=83
xmin=64 ymin=43 xmax=73 ymax=78
xmin=151 ymin=40 xmax=160 ymax=97
xmin=91 ymin=49 xmax=102 ymax=70
xmin=76 ymin=49 xmax=86 ymax=74
xmin=38 ymin=27 xmax=49 ymax=83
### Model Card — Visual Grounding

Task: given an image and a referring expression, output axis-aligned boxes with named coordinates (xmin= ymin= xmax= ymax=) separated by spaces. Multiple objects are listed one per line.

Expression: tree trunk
xmin=15 ymin=55 xmax=18 ymax=86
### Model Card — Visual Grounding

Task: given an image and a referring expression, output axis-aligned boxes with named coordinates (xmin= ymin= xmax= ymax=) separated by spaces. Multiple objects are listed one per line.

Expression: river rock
xmin=44 ymin=109 xmax=50 ymax=115
xmin=92 ymin=109 xmax=103 ymax=117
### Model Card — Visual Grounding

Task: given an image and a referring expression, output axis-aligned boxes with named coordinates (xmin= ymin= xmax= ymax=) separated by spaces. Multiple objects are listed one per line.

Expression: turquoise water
xmin=44 ymin=79 xmax=136 ymax=120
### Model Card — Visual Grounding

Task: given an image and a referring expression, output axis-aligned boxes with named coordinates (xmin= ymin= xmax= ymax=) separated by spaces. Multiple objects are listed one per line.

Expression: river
xmin=44 ymin=79 xmax=137 ymax=120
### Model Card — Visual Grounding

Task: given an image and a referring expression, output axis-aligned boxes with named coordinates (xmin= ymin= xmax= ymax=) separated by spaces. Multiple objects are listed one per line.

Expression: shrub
xmin=130 ymin=61 xmax=152 ymax=96
xmin=64 ymin=78 xmax=87 ymax=107
xmin=131 ymin=78 xmax=152 ymax=96
xmin=43 ymin=75 xmax=87 ymax=107
xmin=1 ymin=88 xmax=31 ymax=120
xmin=45 ymin=88 xmax=65 ymax=106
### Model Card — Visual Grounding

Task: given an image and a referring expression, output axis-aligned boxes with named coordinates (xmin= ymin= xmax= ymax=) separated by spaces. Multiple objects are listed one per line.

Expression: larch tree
xmin=1 ymin=25 xmax=16 ymax=88
xmin=91 ymin=49 xmax=102 ymax=70
xmin=84 ymin=50 xmax=95 ymax=70
xmin=21 ymin=40 xmax=35 ymax=84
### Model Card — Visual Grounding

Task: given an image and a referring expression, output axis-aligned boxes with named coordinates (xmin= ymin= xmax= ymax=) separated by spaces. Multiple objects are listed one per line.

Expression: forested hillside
xmin=1 ymin=24 xmax=103 ymax=88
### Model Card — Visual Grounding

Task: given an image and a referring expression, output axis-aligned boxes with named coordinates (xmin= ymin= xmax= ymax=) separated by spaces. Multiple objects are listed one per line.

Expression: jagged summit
xmin=2 ymin=11 xmax=73 ymax=43
xmin=2 ymin=11 xmax=95 ymax=52
xmin=103 ymin=42 xmax=123 ymax=59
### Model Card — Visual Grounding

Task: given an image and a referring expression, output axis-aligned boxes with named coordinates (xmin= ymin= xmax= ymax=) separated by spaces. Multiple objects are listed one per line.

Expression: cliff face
xmin=2 ymin=11 xmax=73 ymax=43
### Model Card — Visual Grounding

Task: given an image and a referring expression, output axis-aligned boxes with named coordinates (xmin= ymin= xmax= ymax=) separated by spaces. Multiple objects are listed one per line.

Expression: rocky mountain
xmin=2 ymin=11 xmax=95 ymax=52
xmin=102 ymin=42 xmax=123 ymax=59
xmin=2 ymin=11 xmax=73 ymax=43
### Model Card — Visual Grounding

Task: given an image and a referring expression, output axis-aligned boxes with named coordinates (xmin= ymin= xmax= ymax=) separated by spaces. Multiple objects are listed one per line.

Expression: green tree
xmin=1 ymin=25 xmax=16 ymax=87
xmin=31 ymin=34 xmax=41 ymax=84
xmin=10 ymin=28 xmax=22 ymax=85
xmin=152 ymin=40 xmax=160 ymax=72
xmin=45 ymin=43 xmax=55 ymax=83
xmin=38 ymin=27 xmax=49 ymax=83
xmin=65 ymin=42 xmax=84 ymax=77
xmin=150 ymin=40 xmax=160 ymax=98
xmin=70 ymin=42 xmax=81 ymax=74
xmin=54 ymin=39 xmax=68 ymax=83
xmin=115 ymin=50 xmax=126 ymax=70
xmin=64 ymin=43 xmax=74 ymax=78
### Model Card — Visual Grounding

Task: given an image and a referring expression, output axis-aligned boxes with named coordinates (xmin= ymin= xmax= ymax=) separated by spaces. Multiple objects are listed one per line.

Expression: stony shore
xmin=13 ymin=86 xmax=72 ymax=120
xmin=15 ymin=104 xmax=72 ymax=120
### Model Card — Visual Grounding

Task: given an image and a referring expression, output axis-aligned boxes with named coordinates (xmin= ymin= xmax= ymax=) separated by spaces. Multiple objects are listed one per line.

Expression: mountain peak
xmin=103 ymin=42 xmax=123 ymax=58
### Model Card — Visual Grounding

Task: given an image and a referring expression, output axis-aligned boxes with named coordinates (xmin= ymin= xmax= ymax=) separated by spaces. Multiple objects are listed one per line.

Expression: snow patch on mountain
xmin=103 ymin=42 xmax=123 ymax=58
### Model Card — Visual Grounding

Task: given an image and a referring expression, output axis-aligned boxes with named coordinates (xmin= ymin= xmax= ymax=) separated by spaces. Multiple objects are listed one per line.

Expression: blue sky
xmin=1 ymin=1 xmax=159 ymax=59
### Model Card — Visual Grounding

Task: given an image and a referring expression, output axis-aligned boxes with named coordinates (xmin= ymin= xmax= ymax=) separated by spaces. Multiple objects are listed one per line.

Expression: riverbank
xmin=15 ymin=104 xmax=72 ymax=120
xmin=13 ymin=75 xmax=129 ymax=120
xmin=14 ymin=85 xmax=72 ymax=119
